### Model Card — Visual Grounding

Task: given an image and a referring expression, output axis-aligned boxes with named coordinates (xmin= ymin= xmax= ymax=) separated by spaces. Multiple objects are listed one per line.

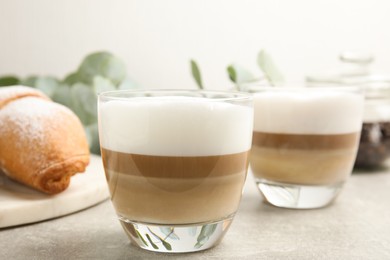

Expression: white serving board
xmin=0 ymin=155 xmax=110 ymax=228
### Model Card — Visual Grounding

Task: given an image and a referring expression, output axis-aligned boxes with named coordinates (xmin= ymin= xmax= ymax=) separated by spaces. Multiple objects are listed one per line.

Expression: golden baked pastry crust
xmin=0 ymin=86 xmax=49 ymax=109
xmin=0 ymin=86 xmax=90 ymax=194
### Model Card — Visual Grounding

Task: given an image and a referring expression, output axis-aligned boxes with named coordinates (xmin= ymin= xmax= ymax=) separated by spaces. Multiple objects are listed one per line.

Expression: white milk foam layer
xmin=99 ymin=97 xmax=253 ymax=156
xmin=253 ymin=90 xmax=364 ymax=134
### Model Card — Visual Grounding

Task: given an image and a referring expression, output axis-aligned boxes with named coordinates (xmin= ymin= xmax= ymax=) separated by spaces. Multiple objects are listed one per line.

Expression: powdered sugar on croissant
xmin=0 ymin=86 xmax=90 ymax=194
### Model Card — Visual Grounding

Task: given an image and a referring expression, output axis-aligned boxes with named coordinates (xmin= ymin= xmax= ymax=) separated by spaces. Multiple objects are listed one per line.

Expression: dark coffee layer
xmin=102 ymin=148 xmax=249 ymax=179
xmin=252 ymin=132 xmax=360 ymax=150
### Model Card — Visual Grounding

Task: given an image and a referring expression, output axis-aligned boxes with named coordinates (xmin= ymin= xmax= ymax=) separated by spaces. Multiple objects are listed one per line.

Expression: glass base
xmin=119 ymin=215 xmax=234 ymax=253
xmin=255 ymin=179 xmax=344 ymax=209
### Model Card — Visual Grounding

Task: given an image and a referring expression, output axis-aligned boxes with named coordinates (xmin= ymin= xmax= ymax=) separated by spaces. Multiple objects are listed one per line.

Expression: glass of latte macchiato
xmin=98 ymin=90 xmax=253 ymax=253
xmin=248 ymin=87 xmax=364 ymax=209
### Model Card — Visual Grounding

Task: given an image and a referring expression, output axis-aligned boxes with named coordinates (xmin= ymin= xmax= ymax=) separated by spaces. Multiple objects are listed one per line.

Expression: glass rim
xmin=242 ymin=85 xmax=363 ymax=94
xmin=98 ymin=89 xmax=253 ymax=102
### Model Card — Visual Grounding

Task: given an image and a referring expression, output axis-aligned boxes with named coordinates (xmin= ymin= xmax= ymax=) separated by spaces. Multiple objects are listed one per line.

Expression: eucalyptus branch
xmin=191 ymin=49 xmax=284 ymax=90
xmin=190 ymin=59 xmax=203 ymax=89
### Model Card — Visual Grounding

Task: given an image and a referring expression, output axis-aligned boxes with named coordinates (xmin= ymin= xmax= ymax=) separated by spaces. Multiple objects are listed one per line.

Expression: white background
xmin=0 ymin=0 xmax=389 ymax=89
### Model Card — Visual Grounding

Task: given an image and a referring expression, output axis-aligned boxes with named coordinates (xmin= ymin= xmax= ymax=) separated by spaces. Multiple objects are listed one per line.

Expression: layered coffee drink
xmin=355 ymin=100 xmax=390 ymax=168
xmin=250 ymin=89 xmax=364 ymax=186
xmin=99 ymin=97 xmax=253 ymax=224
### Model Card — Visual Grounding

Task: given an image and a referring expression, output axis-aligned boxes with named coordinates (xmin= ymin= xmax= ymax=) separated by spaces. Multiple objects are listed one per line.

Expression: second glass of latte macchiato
xmin=246 ymin=86 xmax=364 ymax=209
xmin=98 ymin=90 xmax=253 ymax=253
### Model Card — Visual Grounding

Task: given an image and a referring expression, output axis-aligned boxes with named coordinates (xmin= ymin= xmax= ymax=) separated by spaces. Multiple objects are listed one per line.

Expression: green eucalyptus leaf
xmin=102 ymin=55 xmax=127 ymax=85
xmin=84 ymin=123 xmax=100 ymax=155
xmin=147 ymin=228 xmax=172 ymax=251
xmin=200 ymin=223 xmax=217 ymax=238
xmin=34 ymin=76 xmax=60 ymax=98
xmin=159 ymin=227 xmax=172 ymax=236
xmin=257 ymin=50 xmax=284 ymax=86
xmin=194 ymin=224 xmax=218 ymax=248
xmin=71 ymin=83 xmax=97 ymax=125
xmin=228 ymin=63 xmax=256 ymax=84
xmin=161 ymin=240 xmax=172 ymax=251
xmin=84 ymin=125 xmax=94 ymax=150
xmin=21 ymin=76 xmax=38 ymax=87
xmin=63 ymin=72 xmax=80 ymax=85
xmin=145 ymin=234 xmax=159 ymax=250
xmin=93 ymin=75 xmax=116 ymax=94
xmin=227 ymin=65 xmax=237 ymax=83
xmin=135 ymin=230 xmax=149 ymax=247
xmin=190 ymin=59 xmax=203 ymax=89
xmin=52 ymin=84 xmax=73 ymax=108
xmin=77 ymin=51 xmax=126 ymax=85
xmin=194 ymin=239 xmax=207 ymax=249
xmin=168 ymin=233 xmax=180 ymax=240
xmin=188 ymin=227 xmax=197 ymax=236
xmin=159 ymin=227 xmax=179 ymax=240
xmin=0 ymin=76 xmax=20 ymax=86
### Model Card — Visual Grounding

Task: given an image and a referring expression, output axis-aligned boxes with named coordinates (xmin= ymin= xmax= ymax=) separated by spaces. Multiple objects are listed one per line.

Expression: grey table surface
xmin=1 ymin=169 xmax=390 ymax=260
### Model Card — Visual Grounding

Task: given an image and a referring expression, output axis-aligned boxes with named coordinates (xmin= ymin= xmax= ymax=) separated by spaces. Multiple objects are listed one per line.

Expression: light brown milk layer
xmin=250 ymin=132 xmax=360 ymax=185
xmin=102 ymin=149 xmax=249 ymax=224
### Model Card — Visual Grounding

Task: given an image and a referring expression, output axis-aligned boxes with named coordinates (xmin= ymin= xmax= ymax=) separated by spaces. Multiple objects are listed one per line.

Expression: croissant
xmin=0 ymin=86 xmax=90 ymax=194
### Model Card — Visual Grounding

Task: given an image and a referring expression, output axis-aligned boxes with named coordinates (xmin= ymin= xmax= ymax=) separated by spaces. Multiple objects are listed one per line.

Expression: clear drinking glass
xmin=247 ymin=87 xmax=364 ymax=209
xmin=98 ymin=90 xmax=253 ymax=253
